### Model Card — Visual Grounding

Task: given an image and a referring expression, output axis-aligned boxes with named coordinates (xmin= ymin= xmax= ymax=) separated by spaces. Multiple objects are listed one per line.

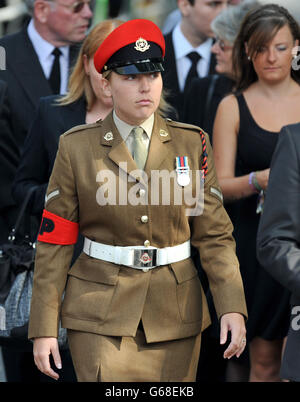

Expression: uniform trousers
xmin=67 ymin=328 xmax=201 ymax=382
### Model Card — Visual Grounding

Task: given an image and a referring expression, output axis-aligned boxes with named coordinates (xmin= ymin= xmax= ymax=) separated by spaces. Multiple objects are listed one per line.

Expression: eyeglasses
xmin=215 ymin=37 xmax=233 ymax=52
xmin=46 ymin=0 xmax=91 ymax=13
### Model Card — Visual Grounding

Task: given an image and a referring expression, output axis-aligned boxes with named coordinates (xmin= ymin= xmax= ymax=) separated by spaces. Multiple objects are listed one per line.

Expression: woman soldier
xmin=28 ymin=19 xmax=247 ymax=382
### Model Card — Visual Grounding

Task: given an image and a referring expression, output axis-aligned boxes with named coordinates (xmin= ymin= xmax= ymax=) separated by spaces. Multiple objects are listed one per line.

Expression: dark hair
xmin=233 ymin=3 xmax=300 ymax=91
xmin=187 ymin=0 xmax=195 ymax=5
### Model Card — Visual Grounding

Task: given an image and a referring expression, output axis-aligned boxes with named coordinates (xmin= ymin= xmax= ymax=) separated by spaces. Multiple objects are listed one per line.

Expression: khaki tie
xmin=132 ymin=126 xmax=148 ymax=170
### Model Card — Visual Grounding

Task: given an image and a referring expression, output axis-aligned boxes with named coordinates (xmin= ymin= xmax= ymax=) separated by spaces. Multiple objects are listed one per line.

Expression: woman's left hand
xmin=220 ymin=312 xmax=247 ymax=359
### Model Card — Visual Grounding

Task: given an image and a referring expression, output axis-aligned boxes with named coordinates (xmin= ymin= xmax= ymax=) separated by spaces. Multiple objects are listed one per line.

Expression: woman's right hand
xmin=33 ymin=337 xmax=62 ymax=380
xmin=255 ymin=168 xmax=270 ymax=191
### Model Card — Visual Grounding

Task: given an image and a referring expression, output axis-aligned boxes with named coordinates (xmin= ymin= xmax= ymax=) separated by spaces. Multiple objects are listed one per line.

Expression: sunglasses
xmin=215 ymin=37 xmax=233 ymax=52
xmin=47 ymin=0 xmax=91 ymax=13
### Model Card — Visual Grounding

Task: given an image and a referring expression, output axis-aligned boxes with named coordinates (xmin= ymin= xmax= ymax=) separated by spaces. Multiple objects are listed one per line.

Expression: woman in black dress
xmin=183 ymin=1 xmax=259 ymax=140
xmin=213 ymin=4 xmax=300 ymax=381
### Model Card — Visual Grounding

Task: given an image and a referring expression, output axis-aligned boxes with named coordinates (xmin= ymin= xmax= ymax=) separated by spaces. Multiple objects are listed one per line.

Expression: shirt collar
xmin=113 ymin=110 xmax=154 ymax=142
xmin=27 ymin=19 xmax=69 ymax=63
xmin=173 ymin=22 xmax=213 ymax=61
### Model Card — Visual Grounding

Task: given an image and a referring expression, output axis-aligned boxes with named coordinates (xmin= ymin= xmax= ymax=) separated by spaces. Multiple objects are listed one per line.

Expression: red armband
xmin=38 ymin=209 xmax=79 ymax=245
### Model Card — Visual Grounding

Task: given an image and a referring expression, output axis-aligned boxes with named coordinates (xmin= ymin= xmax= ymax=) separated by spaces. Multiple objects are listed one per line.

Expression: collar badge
xmin=104 ymin=132 xmax=114 ymax=141
xmin=159 ymin=129 xmax=168 ymax=137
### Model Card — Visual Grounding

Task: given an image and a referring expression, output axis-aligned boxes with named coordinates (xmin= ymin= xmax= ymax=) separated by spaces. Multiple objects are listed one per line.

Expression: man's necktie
xmin=131 ymin=126 xmax=148 ymax=170
xmin=184 ymin=51 xmax=201 ymax=92
xmin=49 ymin=48 xmax=62 ymax=94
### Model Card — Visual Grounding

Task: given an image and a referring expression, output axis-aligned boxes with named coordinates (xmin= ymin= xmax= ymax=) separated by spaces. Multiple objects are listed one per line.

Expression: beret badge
xmin=134 ymin=37 xmax=150 ymax=52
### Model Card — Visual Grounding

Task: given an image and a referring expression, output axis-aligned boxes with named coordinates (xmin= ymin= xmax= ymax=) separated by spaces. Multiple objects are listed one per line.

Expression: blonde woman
xmin=12 ymin=19 xmax=124 ymax=219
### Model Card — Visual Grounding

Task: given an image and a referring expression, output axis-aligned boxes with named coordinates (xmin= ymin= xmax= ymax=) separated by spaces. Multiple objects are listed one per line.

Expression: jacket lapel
xmin=163 ymin=32 xmax=180 ymax=96
xmin=209 ymin=52 xmax=217 ymax=75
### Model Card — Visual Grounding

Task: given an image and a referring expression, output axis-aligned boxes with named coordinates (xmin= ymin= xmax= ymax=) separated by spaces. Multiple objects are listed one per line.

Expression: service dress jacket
xmin=28 ymin=112 xmax=247 ymax=343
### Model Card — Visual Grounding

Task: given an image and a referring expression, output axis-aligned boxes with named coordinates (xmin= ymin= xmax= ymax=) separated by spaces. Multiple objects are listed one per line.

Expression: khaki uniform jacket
xmin=28 ymin=112 xmax=247 ymax=343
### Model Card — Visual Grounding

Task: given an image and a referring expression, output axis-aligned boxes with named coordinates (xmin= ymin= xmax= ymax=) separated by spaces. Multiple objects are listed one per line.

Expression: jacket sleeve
xmin=257 ymin=124 xmax=300 ymax=298
xmin=191 ymin=133 xmax=247 ymax=320
xmin=0 ymin=80 xmax=19 ymax=211
xmin=12 ymin=99 xmax=50 ymax=217
xmin=28 ymin=134 xmax=78 ymax=339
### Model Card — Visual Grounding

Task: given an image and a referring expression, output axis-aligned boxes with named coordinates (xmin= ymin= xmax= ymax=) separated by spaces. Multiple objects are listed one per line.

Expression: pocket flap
xmin=170 ymin=258 xmax=198 ymax=283
xmin=68 ymin=254 xmax=120 ymax=285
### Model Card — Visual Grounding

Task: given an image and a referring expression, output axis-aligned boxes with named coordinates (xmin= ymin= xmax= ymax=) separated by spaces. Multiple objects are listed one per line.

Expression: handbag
xmin=0 ymin=187 xmax=67 ymax=348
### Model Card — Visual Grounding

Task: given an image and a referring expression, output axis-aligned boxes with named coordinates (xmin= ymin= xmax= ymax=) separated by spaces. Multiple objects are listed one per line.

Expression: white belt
xmin=83 ymin=238 xmax=191 ymax=271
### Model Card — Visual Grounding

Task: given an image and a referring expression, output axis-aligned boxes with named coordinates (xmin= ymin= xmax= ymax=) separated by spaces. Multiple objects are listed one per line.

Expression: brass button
xmin=141 ymin=215 xmax=148 ymax=223
xmin=144 ymin=240 xmax=150 ymax=247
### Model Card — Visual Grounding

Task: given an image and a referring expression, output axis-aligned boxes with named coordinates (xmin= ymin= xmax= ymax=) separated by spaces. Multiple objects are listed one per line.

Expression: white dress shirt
xmin=113 ymin=110 xmax=154 ymax=157
xmin=172 ymin=22 xmax=213 ymax=92
xmin=27 ymin=19 xmax=69 ymax=94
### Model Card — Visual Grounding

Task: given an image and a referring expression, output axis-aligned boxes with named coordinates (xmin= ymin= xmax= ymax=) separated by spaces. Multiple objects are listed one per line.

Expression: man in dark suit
xmin=162 ymin=0 xmax=233 ymax=120
xmin=257 ymin=123 xmax=300 ymax=382
xmin=0 ymin=0 xmax=92 ymax=148
xmin=0 ymin=0 xmax=93 ymax=383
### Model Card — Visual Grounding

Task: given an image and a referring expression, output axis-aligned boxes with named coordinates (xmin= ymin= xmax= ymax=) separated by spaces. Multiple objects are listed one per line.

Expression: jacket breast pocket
xmin=61 ymin=254 xmax=120 ymax=323
xmin=170 ymin=258 xmax=202 ymax=324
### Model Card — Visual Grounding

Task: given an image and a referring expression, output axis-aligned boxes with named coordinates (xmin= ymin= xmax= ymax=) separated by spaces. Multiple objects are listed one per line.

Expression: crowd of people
xmin=0 ymin=0 xmax=300 ymax=383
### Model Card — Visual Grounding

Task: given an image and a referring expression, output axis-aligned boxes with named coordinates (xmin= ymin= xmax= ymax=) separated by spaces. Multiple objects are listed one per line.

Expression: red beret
xmin=94 ymin=19 xmax=165 ymax=74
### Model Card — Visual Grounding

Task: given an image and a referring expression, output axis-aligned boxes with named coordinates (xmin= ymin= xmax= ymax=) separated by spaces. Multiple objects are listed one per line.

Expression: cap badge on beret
xmin=93 ymin=19 xmax=166 ymax=75
xmin=134 ymin=37 xmax=150 ymax=53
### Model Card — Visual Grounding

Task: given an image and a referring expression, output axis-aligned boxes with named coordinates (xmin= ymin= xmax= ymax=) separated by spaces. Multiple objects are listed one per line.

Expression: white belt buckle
xmin=132 ymin=248 xmax=157 ymax=271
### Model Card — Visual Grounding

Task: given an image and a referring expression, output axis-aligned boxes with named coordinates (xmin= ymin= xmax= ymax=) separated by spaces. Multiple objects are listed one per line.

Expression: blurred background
xmin=0 ymin=0 xmax=299 ymax=39
xmin=0 ymin=0 xmax=178 ymax=36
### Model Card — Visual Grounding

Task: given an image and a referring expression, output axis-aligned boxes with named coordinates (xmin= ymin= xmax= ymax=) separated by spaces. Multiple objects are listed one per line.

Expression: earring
xmin=247 ymin=56 xmax=251 ymax=61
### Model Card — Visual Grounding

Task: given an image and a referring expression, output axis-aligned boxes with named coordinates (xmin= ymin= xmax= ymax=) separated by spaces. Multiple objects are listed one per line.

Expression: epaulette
xmin=165 ymin=118 xmax=202 ymax=133
xmin=62 ymin=119 xmax=103 ymax=137
xmin=165 ymin=118 xmax=209 ymax=179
